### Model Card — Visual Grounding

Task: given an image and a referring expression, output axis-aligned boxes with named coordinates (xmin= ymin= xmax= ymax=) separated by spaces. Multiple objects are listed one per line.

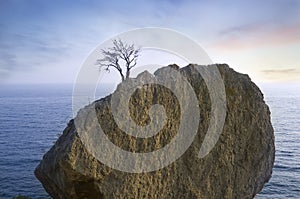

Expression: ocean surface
xmin=0 ymin=84 xmax=299 ymax=198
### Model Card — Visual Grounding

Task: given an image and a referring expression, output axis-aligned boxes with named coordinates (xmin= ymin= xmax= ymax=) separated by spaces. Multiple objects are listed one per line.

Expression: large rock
xmin=35 ymin=64 xmax=275 ymax=199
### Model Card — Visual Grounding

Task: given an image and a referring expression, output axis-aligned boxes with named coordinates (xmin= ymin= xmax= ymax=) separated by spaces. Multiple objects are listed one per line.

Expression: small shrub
xmin=12 ymin=194 xmax=31 ymax=199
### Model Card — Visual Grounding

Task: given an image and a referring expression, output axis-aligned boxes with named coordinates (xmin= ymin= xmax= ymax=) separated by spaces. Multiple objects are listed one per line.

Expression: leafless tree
xmin=96 ymin=39 xmax=140 ymax=81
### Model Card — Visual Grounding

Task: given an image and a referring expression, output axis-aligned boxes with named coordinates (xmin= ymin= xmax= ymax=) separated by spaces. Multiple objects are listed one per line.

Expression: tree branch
xmin=95 ymin=39 xmax=140 ymax=81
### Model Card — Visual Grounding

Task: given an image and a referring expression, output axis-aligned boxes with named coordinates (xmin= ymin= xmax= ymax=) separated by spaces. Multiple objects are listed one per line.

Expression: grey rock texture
xmin=35 ymin=64 xmax=275 ymax=199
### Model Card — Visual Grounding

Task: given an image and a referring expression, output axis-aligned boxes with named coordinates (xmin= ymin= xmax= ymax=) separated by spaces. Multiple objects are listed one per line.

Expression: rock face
xmin=35 ymin=64 xmax=275 ymax=199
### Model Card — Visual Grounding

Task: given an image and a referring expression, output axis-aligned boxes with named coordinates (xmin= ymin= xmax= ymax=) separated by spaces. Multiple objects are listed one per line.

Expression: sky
xmin=0 ymin=0 xmax=300 ymax=85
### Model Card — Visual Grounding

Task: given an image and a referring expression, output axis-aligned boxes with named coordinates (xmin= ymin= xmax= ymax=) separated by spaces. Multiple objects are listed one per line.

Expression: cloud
xmin=0 ymin=30 xmax=72 ymax=74
xmin=261 ymin=68 xmax=300 ymax=81
xmin=262 ymin=68 xmax=298 ymax=74
xmin=208 ymin=0 xmax=300 ymax=51
xmin=1 ymin=0 xmax=300 ymax=84
xmin=213 ymin=22 xmax=300 ymax=51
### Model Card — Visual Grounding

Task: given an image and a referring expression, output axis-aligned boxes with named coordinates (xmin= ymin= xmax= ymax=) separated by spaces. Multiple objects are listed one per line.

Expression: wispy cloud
xmin=0 ymin=30 xmax=72 ymax=76
xmin=213 ymin=22 xmax=300 ymax=51
xmin=261 ymin=68 xmax=300 ymax=81
xmin=0 ymin=0 xmax=300 ymax=83
xmin=262 ymin=68 xmax=298 ymax=74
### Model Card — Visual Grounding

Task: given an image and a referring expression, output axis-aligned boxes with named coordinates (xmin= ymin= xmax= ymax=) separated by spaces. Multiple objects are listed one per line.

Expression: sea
xmin=0 ymin=83 xmax=299 ymax=198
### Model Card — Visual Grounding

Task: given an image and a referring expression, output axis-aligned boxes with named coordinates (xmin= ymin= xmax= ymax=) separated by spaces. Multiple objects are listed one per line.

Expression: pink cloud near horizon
xmin=212 ymin=22 xmax=300 ymax=51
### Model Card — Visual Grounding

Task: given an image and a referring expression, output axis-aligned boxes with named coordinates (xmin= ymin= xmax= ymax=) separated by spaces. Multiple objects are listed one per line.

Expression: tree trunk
xmin=120 ymin=73 xmax=125 ymax=82
xmin=126 ymin=70 xmax=130 ymax=79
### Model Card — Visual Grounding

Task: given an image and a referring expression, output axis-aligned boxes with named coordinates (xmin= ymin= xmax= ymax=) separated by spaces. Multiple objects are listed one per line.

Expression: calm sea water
xmin=0 ymin=84 xmax=299 ymax=198
xmin=256 ymin=84 xmax=300 ymax=198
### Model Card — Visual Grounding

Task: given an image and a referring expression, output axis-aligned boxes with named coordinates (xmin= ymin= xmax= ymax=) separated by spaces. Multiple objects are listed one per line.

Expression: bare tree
xmin=96 ymin=39 xmax=140 ymax=81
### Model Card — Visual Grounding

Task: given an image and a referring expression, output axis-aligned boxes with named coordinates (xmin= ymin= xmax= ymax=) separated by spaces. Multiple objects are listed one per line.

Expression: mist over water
xmin=0 ymin=84 xmax=299 ymax=198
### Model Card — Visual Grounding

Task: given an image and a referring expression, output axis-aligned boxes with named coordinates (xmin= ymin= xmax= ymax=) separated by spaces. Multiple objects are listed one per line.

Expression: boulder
xmin=35 ymin=64 xmax=275 ymax=199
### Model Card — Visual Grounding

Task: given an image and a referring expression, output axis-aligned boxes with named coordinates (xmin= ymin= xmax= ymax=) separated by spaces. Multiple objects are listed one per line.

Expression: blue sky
xmin=0 ymin=0 xmax=300 ymax=84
